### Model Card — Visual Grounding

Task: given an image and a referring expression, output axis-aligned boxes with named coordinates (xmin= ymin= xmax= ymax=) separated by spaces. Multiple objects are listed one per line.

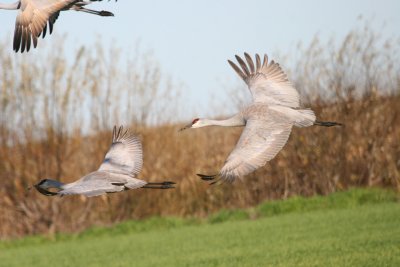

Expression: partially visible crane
xmin=33 ymin=126 xmax=176 ymax=197
xmin=0 ymin=0 xmax=117 ymax=53
xmin=180 ymin=53 xmax=341 ymax=184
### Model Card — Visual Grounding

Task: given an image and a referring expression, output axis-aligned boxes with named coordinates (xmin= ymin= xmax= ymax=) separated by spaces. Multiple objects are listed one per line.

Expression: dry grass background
xmin=0 ymin=26 xmax=399 ymax=239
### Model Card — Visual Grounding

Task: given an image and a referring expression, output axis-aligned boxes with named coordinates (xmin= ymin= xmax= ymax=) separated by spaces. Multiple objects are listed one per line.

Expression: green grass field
xmin=1 ymin=189 xmax=399 ymax=267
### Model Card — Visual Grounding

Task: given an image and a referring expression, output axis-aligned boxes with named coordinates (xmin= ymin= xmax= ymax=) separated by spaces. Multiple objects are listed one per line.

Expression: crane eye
xmin=192 ymin=118 xmax=200 ymax=124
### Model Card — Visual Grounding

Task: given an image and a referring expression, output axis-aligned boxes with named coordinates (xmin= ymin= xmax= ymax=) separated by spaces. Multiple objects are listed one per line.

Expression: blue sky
xmin=0 ymin=0 xmax=399 ymax=118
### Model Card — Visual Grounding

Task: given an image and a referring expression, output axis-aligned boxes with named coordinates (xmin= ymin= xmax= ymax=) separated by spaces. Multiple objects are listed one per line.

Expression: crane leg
xmin=314 ymin=121 xmax=343 ymax=127
xmin=197 ymin=173 xmax=225 ymax=186
xmin=147 ymin=181 xmax=176 ymax=185
xmin=142 ymin=181 xmax=176 ymax=189
xmin=197 ymin=173 xmax=218 ymax=181
xmin=76 ymin=7 xmax=114 ymax=17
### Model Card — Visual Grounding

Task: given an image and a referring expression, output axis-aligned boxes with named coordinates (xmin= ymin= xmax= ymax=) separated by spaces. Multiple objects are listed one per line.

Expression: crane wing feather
xmin=220 ymin=114 xmax=292 ymax=182
xmin=60 ymin=179 xmax=122 ymax=197
xmin=13 ymin=0 xmax=77 ymax=52
xmin=228 ymin=53 xmax=300 ymax=108
xmin=98 ymin=126 xmax=143 ymax=176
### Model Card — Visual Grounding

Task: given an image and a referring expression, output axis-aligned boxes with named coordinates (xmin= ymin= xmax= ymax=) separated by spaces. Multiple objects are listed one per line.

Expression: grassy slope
xmin=1 ymin=189 xmax=399 ymax=267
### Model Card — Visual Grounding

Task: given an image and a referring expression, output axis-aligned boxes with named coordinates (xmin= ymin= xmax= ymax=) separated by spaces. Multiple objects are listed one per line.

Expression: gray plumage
xmin=181 ymin=53 xmax=341 ymax=183
xmin=0 ymin=0 xmax=116 ymax=53
xmin=34 ymin=126 xmax=175 ymax=197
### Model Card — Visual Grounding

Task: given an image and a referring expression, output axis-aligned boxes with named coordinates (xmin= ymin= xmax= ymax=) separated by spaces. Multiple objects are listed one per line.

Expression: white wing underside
xmin=220 ymin=114 xmax=293 ymax=182
xmin=228 ymin=53 xmax=300 ymax=108
xmin=98 ymin=126 xmax=143 ymax=177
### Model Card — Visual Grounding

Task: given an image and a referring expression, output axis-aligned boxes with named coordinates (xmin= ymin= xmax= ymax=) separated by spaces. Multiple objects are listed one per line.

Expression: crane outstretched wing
xmin=98 ymin=126 xmax=143 ymax=177
xmin=220 ymin=113 xmax=293 ymax=182
xmin=13 ymin=0 xmax=78 ymax=52
xmin=228 ymin=53 xmax=300 ymax=108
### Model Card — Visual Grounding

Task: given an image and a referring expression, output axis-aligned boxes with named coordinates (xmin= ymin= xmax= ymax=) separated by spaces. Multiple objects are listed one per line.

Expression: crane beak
xmin=179 ymin=123 xmax=192 ymax=132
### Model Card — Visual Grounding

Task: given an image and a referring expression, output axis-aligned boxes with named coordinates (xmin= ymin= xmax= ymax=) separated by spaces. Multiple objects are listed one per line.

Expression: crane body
xmin=33 ymin=126 xmax=176 ymax=197
xmin=181 ymin=53 xmax=341 ymax=184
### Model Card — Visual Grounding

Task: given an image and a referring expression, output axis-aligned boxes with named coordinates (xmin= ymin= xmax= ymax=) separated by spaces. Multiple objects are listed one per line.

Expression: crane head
xmin=33 ymin=179 xmax=61 ymax=196
xmin=179 ymin=118 xmax=200 ymax=131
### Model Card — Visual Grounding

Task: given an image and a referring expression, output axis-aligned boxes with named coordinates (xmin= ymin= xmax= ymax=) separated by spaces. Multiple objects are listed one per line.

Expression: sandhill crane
xmin=0 ymin=0 xmax=116 ymax=53
xmin=33 ymin=126 xmax=176 ymax=197
xmin=180 ymin=53 xmax=341 ymax=184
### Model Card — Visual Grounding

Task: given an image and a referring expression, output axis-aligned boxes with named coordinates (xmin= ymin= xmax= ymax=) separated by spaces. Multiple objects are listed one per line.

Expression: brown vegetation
xmin=0 ymin=26 xmax=399 ymax=239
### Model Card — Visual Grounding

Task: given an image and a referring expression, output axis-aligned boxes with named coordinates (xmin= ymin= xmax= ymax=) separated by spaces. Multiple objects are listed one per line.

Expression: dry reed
xmin=0 ymin=25 xmax=399 ymax=239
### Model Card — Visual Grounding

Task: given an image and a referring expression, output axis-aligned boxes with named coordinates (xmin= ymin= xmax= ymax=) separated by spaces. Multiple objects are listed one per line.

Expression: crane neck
xmin=201 ymin=115 xmax=245 ymax=127
xmin=0 ymin=1 xmax=20 ymax=10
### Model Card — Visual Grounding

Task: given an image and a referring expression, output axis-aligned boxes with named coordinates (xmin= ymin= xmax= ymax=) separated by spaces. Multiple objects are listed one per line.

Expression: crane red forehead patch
xmin=192 ymin=118 xmax=200 ymax=124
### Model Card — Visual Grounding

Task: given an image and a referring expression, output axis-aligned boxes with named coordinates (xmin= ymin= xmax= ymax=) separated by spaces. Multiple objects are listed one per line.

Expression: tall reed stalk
xmin=0 ymin=25 xmax=399 ymax=239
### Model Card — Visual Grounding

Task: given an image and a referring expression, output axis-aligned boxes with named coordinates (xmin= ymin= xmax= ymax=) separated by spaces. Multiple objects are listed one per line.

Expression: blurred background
xmin=0 ymin=0 xmax=399 ymax=239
